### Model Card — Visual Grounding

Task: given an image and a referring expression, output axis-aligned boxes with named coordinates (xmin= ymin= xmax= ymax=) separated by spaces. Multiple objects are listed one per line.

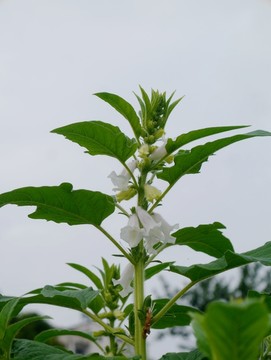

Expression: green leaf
xmin=158 ymin=130 xmax=271 ymax=185
xmin=0 ymin=286 xmax=102 ymax=315
xmin=191 ymin=299 xmax=269 ymax=360
xmin=40 ymin=286 xmax=99 ymax=310
xmin=145 ymin=262 xmax=174 ymax=280
xmin=34 ymin=328 xmax=96 ymax=344
xmin=12 ymin=339 xmax=96 ymax=359
xmin=0 ymin=183 xmax=115 ymax=226
xmin=247 ymin=290 xmax=271 ymax=312
xmin=67 ymin=263 xmax=103 ymax=289
xmin=5 ymin=315 xmax=50 ymax=348
xmin=170 ymin=241 xmax=271 ymax=282
xmin=95 ymin=92 xmax=142 ymax=140
xmin=56 ymin=282 xmax=87 ymax=290
xmin=0 ymin=298 xmax=19 ymax=339
xmin=159 ymin=349 xmax=206 ymax=360
xmin=152 ymin=299 xmax=200 ymax=329
xmin=52 ymin=121 xmax=137 ymax=164
xmin=12 ymin=339 xmax=138 ymax=359
xmin=166 ymin=125 xmax=249 ymax=154
xmin=0 ymin=298 xmax=50 ymax=360
xmin=172 ymin=222 xmax=234 ymax=258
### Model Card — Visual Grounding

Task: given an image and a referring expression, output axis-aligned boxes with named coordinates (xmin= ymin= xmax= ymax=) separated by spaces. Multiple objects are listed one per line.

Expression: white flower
xmin=136 ymin=207 xmax=164 ymax=254
xmin=108 ymin=160 xmax=137 ymax=192
xmin=113 ymin=263 xmax=134 ymax=298
xmin=120 ymin=207 xmax=178 ymax=255
xmin=120 ymin=213 xmax=144 ymax=247
xmin=144 ymin=226 xmax=165 ymax=254
xmin=152 ymin=213 xmax=178 ymax=244
xmin=149 ymin=142 xmax=167 ymax=161
xmin=144 ymin=184 xmax=161 ymax=203
xmin=136 ymin=206 xmax=160 ymax=233
xmin=108 ymin=171 xmax=130 ymax=192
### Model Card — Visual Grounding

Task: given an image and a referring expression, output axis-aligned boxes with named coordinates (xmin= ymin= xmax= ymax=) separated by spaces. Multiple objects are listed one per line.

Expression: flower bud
xmin=116 ymin=187 xmax=137 ymax=202
xmin=144 ymin=184 xmax=161 ymax=203
xmin=138 ymin=143 xmax=150 ymax=158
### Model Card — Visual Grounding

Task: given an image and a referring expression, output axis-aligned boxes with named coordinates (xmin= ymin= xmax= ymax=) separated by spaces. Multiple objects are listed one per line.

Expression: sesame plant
xmin=0 ymin=88 xmax=271 ymax=360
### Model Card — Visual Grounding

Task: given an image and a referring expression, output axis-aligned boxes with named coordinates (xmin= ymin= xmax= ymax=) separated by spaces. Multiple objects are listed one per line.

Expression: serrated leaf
xmin=152 ymin=299 xmax=200 ymax=329
xmin=159 ymin=349 xmax=206 ymax=360
xmin=191 ymin=299 xmax=269 ymax=360
xmin=95 ymin=92 xmax=142 ymax=140
xmin=52 ymin=121 xmax=137 ymax=164
xmin=172 ymin=222 xmax=234 ymax=258
xmin=158 ymin=130 xmax=271 ymax=185
xmin=166 ymin=125 xmax=248 ymax=154
xmin=0 ymin=183 xmax=115 ymax=226
xmin=145 ymin=262 xmax=174 ymax=280
xmin=170 ymin=241 xmax=271 ymax=282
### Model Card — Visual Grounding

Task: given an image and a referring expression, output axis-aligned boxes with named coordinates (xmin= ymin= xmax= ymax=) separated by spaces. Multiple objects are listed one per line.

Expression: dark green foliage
xmin=0 ymin=183 xmax=115 ymax=227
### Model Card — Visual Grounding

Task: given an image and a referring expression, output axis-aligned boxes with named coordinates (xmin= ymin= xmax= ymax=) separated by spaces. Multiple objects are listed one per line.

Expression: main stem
xmin=134 ymin=248 xmax=146 ymax=359
xmin=134 ymin=171 xmax=147 ymax=359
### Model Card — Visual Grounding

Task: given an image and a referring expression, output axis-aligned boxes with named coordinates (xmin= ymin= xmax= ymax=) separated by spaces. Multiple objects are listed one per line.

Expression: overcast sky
xmin=1 ymin=0 xmax=271 ymax=357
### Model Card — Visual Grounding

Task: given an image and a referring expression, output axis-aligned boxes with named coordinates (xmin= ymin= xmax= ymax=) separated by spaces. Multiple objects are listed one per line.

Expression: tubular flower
xmin=108 ymin=160 xmax=137 ymax=192
xmin=120 ymin=213 xmax=144 ymax=248
xmin=136 ymin=206 xmax=165 ymax=254
xmin=144 ymin=184 xmax=161 ymax=203
xmin=120 ymin=207 xmax=178 ymax=254
xmin=113 ymin=262 xmax=134 ymax=298
xmin=149 ymin=142 xmax=167 ymax=161
xmin=152 ymin=212 xmax=178 ymax=244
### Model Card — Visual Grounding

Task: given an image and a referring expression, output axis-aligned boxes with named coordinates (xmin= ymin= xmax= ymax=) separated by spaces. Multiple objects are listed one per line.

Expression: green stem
xmin=109 ymin=318 xmax=117 ymax=355
xmin=83 ymin=309 xmax=134 ymax=346
xmin=96 ymin=225 xmax=135 ymax=264
xmin=134 ymin=251 xmax=146 ymax=359
xmin=123 ymin=161 xmax=139 ymax=191
xmin=148 ymin=183 xmax=173 ymax=213
xmin=151 ymin=281 xmax=196 ymax=325
xmin=115 ymin=202 xmax=130 ymax=217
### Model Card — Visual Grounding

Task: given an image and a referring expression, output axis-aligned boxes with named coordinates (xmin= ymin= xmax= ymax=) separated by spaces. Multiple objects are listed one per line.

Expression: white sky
xmin=1 ymin=0 xmax=271 ymax=357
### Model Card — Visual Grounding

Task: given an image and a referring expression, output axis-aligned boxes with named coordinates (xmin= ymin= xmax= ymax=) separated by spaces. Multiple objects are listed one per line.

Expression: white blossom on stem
xmin=120 ymin=213 xmax=144 ymax=248
xmin=120 ymin=207 xmax=178 ymax=254
xmin=149 ymin=142 xmax=167 ymax=161
xmin=108 ymin=160 xmax=137 ymax=192
xmin=113 ymin=262 xmax=134 ymax=298
xmin=152 ymin=212 xmax=178 ymax=244
xmin=136 ymin=206 xmax=164 ymax=254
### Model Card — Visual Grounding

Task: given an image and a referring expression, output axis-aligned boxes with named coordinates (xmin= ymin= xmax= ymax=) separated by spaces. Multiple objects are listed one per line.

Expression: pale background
xmin=1 ymin=0 xmax=271 ymax=357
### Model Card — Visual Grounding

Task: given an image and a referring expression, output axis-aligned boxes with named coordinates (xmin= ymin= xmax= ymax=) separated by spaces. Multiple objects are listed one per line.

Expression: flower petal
xmin=152 ymin=213 xmax=178 ymax=244
xmin=120 ymin=213 xmax=144 ymax=247
xmin=113 ymin=263 xmax=134 ymax=298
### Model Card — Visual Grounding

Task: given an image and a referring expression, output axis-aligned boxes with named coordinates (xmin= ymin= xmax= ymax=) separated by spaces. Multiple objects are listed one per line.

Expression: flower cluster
xmin=120 ymin=206 xmax=178 ymax=255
